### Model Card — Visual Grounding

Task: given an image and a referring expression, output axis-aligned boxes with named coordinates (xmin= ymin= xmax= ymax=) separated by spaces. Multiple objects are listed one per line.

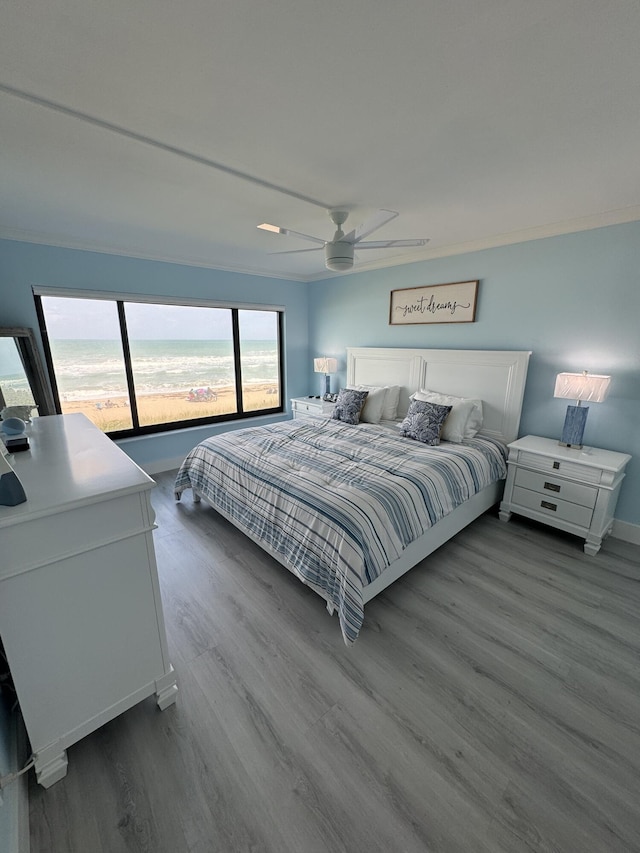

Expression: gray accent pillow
xmin=331 ymin=388 xmax=369 ymax=425
xmin=399 ymin=400 xmax=452 ymax=445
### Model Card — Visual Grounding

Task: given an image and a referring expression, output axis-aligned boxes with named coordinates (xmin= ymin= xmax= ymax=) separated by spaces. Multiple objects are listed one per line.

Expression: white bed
xmin=175 ymin=347 xmax=531 ymax=642
xmin=347 ymin=347 xmax=531 ymax=601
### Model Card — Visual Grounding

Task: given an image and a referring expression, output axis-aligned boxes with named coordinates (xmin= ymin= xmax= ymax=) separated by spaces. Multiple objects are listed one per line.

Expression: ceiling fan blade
xmin=269 ymin=247 xmax=323 ymax=256
xmin=345 ymin=209 xmax=400 ymax=244
xmin=258 ymin=223 xmax=325 ymax=246
xmin=355 ymin=238 xmax=429 ymax=249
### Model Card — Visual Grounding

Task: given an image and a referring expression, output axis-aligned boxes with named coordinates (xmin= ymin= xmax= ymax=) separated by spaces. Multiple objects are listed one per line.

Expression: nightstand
xmin=499 ymin=435 xmax=630 ymax=555
xmin=290 ymin=396 xmax=336 ymax=420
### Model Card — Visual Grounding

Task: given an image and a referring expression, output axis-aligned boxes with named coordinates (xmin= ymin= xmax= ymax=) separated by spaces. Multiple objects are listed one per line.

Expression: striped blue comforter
xmin=174 ymin=419 xmax=507 ymax=644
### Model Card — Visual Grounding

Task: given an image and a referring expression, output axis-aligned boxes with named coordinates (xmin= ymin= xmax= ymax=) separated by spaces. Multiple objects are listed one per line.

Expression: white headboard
xmin=346 ymin=347 xmax=531 ymax=445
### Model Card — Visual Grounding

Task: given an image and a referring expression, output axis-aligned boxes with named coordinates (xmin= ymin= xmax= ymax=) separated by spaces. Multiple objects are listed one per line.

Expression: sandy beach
xmin=59 ymin=384 xmax=280 ymax=431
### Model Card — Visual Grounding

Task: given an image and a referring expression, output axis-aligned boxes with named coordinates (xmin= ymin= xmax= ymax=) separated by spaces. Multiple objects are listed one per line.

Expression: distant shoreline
xmin=58 ymin=379 xmax=275 ymax=403
xmin=59 ymin=384 xmax=281 ymax=430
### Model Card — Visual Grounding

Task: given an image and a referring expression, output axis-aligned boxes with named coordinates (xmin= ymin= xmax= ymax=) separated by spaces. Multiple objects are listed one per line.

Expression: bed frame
xmin=350 ymin=347 xmax=531 ymax=600
xmin=187 ymin=347 xmax=531 ymax=606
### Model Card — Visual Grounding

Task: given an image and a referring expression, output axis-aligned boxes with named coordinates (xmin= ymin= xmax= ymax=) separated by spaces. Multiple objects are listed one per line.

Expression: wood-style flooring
xmin=29 ymin=470 xmax=640 ymax=852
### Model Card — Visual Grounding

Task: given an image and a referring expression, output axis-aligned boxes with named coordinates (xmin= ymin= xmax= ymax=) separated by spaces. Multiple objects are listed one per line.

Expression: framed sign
xmin=389 ymin=280 xmax=478 ymax=325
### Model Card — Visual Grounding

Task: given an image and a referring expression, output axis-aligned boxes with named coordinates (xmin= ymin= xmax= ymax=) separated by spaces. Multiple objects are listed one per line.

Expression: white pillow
xmin=347 ymin=384 xmax=388 ymax=424
xmin=382 ymin=385 xmax=401 ymax=420
xmin=411 ymin=389 xmax=483 ymax=442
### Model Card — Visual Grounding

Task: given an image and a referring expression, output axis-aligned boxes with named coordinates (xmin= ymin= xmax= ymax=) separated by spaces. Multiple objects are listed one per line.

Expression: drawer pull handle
xmin=541 ymin=500 xmax=557 ymax=511
xmin=544 ymin=482 xmax=561 ymax=493
xmin=552 ymin=461 xmax=560 ymax=470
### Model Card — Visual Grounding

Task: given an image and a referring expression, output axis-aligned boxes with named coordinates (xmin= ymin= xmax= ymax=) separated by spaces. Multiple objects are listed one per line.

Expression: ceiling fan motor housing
xmin=325 ymin=240 xmax=354 ymax=271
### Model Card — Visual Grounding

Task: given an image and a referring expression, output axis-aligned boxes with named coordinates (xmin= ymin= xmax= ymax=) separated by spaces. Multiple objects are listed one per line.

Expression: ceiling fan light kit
xmin=325 ymin=241 xmax=355 ymax=271
xmin=257 ymin=208 xmax=428 ymax=272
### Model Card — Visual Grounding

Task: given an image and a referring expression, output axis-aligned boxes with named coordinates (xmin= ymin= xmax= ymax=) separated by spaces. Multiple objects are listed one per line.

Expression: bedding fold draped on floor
xmin=175 ymin=419 xmax=507 ymax=643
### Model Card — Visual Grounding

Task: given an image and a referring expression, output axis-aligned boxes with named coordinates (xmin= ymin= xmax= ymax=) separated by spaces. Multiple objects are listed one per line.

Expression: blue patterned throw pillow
xmin=331 ymin=388 xmax=369 ymax=425
xmin=399 ymin=400 xmax=452 ymax=445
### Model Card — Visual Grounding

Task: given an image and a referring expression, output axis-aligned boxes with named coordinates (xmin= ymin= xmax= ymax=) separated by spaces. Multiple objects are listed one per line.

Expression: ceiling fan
xmin=258 ymin=209 xmax=428 ymax=271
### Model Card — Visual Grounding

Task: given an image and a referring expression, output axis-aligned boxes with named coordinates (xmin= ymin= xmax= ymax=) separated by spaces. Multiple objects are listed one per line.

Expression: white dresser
xmin=290 ymin=396 xmax=336 ymax=419
xmin=499 ymin=434 xmax=630 ymax=555
xmin=0 ymin=414 xmax=178 ymax=788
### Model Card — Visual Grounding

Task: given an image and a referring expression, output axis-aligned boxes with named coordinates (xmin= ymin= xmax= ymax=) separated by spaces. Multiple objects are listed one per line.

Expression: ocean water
xmin=46 ymin=339 xmax=279 ymax=401
xmin=0 ymin=337 xmax=30 ymax=390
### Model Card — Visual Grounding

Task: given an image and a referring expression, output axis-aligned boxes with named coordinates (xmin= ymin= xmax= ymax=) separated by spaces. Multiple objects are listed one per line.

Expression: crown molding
xmin=2 ymin=205 xmax=640 ymax=284
xmin=0 ymin=227 xmax=308 ymax=283
xmin=307 ymin=205 xmax=640 ymax=280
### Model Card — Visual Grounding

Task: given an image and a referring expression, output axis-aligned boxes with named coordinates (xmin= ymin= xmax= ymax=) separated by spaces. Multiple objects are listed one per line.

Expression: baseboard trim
xmin=611 ymin=519 xmax=640 ymax=545
xmin=115 ymin=437 xmax=640 ymax=545
xmin=116 ymin=415 xmax=290 ymax=478
xmin=144 ymin=456 xmax=186 ymax=476
xmin=136 ymin=456 xmax=640 ymax=544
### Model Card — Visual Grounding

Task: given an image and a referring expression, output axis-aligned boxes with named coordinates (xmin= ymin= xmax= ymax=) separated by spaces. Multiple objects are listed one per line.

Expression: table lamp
xmin=554 ymin=371 xmax=610 ymax=449
xmin=314 ymin=357 xmax=338 ymax=396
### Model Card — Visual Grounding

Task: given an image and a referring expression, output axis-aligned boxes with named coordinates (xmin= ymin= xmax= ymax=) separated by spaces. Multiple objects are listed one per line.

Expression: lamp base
xmin=559 ymin=404 xmax=589 ymax=449
xmin=323 ymin=374 xmax=330 ymax=396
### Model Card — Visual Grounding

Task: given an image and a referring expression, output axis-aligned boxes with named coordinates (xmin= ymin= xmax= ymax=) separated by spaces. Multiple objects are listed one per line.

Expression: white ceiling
xmin=1 ymin=0 xmax=639 ymax=281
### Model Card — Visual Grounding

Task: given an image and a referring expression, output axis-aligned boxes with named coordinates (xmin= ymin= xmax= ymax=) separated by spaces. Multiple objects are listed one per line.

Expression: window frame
xmin=33 ymin=289 xmax=285 ymax=438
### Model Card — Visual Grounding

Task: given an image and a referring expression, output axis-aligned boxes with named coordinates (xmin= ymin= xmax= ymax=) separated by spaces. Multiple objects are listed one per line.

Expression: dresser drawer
xmin=1 ymin=492 xmax=152 ymax=577
xmin=517 ymin=451 xmax=604 ymax=484
xmin=512 ymin=485 xmax=594 ymax=528
xmin=514 ymin=467 xmax=597 ymax=509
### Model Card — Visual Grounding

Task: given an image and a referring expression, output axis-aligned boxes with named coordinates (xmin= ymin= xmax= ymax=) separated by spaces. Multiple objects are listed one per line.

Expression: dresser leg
xmin=498 ymin=508 xmax=512 ymax=523
xmin=155 ymin=666 xmax=179 ymax=710
xmin=35 ymin=750 xmax=68 ymax=788
xmin=584 ymin=537 xmax=602 ymax=556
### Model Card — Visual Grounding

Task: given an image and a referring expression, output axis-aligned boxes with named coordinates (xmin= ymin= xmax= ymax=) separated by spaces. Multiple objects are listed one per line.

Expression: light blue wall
xmin=1 ymin=225 xmax=638 ymax=524
xmin=0 ymin=239 xmax=309 ymax=468
xmin=309 ymin=222 xmax=640 ymax=525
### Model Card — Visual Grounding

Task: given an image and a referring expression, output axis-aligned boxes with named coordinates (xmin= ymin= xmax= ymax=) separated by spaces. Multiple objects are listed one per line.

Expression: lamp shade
xmin=554 ymin=372 xmax=610 ymax=403
xmin=314 ymin=357 xmax=338 ymax=374
xmin=554 ymin=371 xmax=611 ymax=449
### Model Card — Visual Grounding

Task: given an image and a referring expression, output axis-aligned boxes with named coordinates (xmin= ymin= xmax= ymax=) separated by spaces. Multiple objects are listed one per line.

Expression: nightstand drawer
xmin=514 ymin=468 xmax=597 ymax=509
xmin=292 ymin=399 xmax=320 ymax=415
xmin=518 ymin=451 xmax=603 ymax=484
xmin=291 ymin=397 xmax=335 ymax=419
xmin=512 ymin=486 xmax=594 ymax=528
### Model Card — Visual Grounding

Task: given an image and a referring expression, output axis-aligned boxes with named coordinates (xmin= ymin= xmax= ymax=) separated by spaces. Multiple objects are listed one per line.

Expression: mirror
xmin=0 ymin=328 xmax=56 ymax=417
